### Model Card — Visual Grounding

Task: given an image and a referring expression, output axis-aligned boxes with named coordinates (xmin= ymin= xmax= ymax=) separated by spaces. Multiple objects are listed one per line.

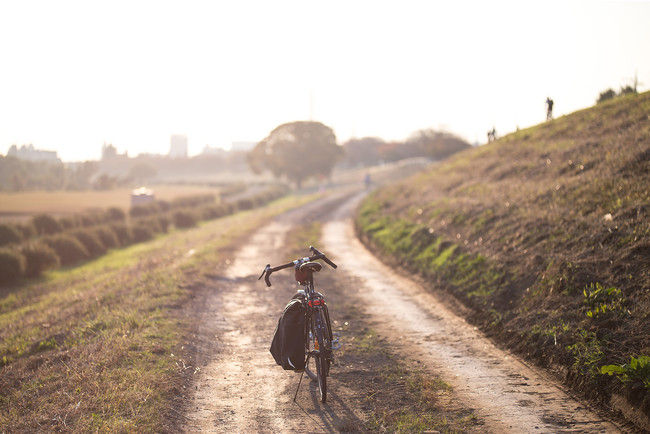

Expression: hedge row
xmin=0 ymin=207 xmax=126 ymax=247
xmin=0 ymin=184 xmax=288 ymax=284
xmin=129 ymin=193 xmax=216 ymax=218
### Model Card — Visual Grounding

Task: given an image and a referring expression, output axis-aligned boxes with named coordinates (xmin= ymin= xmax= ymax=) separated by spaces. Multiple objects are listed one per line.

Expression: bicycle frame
xmin=260 ymin=246 xmax=339 ymax=403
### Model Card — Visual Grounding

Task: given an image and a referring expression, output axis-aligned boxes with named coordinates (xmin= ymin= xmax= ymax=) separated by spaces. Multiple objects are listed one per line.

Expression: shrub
xmin=16 ymin=222 xmax=36 ymax=240
xmin=105 ymin=207 xmax=126 ymax=222
xmin=58 ymin=216 xmax=78 ymax=230
xmin=130 ymin=201 xmax=170 ymax=218
xmin=171 ymin=194 xmax=215 ymax=209
xmin=201 ymin=204 xmax=227 ymax=220
xmin=132 ymin=224 xmax=155 ymax=243
xmin=156 ymin=200 xmax=171 ymax=212
xmin=21 ymin=243 xmax=60 ymax=277
xmin=71 ymin=229 xmax=106 ymax=257
xmin=43 ymin=234 xmax=89 ymax=266
xmin=133 ymin=217 xmax=162 ymax=235
xmin=32 ymin=214 xmax=63 ymax=235
xmin=109 ymin=223 xmax=132 ymax=246
xmin=235 ymin=197 xmax=256 ymax=211
xmin=0 ymin=223 xmax=22 ymax=246
xmin=130 ymin=203 xmax=157 ymax=218
xmin=173 ymin=211 xmax=198 ymax=228
xmin=78 ymin=212 xmax=104 ymax=227
xmin=93 ymin=226 xmax=119 ymax=250
xmin=0 ymin=248 xmax=25 ymax=284
xmin=156 ymin=215 xmax=171 ymax=233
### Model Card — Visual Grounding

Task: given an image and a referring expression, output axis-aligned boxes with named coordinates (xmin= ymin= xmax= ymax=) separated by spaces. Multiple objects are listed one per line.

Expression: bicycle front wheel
xmin=312 ymin=308 xmax=329 ymax=403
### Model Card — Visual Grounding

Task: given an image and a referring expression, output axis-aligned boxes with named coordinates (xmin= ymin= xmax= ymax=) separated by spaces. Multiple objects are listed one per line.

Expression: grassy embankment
xmin=0 ymin=194 xmax=314 ymax=432
xmin=284 ymin=223 xmax=478 ymax=432
xmin=356 ymin=91 xmax=650 ymax=428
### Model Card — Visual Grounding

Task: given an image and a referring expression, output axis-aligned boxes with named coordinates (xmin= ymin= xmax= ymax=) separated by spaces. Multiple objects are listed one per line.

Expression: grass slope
xmin=0 ymin=195 xmax=313 ymax=432
xmin=356 ymin=91 xmax=650 ymax=428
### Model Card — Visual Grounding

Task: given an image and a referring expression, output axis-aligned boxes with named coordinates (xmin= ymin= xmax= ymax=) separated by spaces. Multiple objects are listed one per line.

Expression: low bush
xmin=109 ymin=223 xmax=132 ymax=246
xmin=0 ymin=223 xmax=22 ymax=246
xmin=133 ymin=217 xmax=162 ymax=235
xmin=21 ymin=243 xmax=60 ymax=277
xmin=200 ymin=203 xmax=231 ymax=220
xmin=105 ymin=207 xmax=126 ymax=222
xmin=234 ymin=197 xmax=256 ymax=211
xmin=173 ymin=211 xmax=198 ymax=229
xmin=78 ymin=212 xmax=105 ymax=227
xmin=71 ymin=229 xmax=107 ymax=257
xmin=32 ymin=214 xmax=63 ymax=236
xmin=93 ymin=226 xmax=119 ymax=250
xmin=16 ymin=222 xmax=36 ymax=240
xmin=171 ymin=194 xmax=215 ymax=209
xmin=156 ymin=215 xmax=171 ymax=233
xmin=132 ymin=224 xmax=155 ymax=243
xmin=130 ymin=200 xmax=170 ymax=218
xmin=42 ymin=234 xmax=89 ymax=266
xmin=130 ymin=202 xmax=157 ymax=218
xmin=0 ymin=247 xmax=25 ymax=284
xmin=58 ymin=216 xmax=78 ymax=230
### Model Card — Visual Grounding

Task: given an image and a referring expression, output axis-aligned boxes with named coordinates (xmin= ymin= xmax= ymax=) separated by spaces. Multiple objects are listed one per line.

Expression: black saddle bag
xmin=270 ymin=296 xmax=306 ymax=370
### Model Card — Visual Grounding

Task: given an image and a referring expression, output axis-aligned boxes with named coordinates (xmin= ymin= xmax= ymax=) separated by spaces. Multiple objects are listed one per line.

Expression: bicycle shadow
xmin=292 ymin=378 xmax=365 ymax=433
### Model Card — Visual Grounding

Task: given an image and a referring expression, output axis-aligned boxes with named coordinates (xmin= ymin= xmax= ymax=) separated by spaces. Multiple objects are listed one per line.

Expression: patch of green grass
xmin=566 ymin=329 xmax=606 ymax=379
xmin=582 ymin=282 xmax=627 ymax=319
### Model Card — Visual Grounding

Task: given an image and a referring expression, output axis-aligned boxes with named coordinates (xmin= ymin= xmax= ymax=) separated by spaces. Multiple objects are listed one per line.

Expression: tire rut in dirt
xmin=183 ymin=189 xmax=365 ymax=432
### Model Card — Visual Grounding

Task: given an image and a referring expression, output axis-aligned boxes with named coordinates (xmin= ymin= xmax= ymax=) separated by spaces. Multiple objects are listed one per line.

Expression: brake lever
xmin=309 ymin=246 xmax=337 ymax=269
xmin=258 ymin=264 xmax=270 ymax=281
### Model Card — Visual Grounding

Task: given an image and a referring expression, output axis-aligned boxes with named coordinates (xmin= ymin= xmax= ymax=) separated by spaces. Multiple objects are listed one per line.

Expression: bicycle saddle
xmin=300 ymin=262 xmax=322 ymax=273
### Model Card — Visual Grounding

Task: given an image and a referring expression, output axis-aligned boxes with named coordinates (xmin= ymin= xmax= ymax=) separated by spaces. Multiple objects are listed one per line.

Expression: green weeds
xmin=601 ymin=356 xmax=650 ymax=389
xmin=582 ymin=283 xmax=627 ymax=319
xmin=566 ymin=329 xmax=605 ymax=378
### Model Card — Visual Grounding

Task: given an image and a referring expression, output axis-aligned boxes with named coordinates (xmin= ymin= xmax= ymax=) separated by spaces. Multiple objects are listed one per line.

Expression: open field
xmin=0 ymin=185 xmax=230 ymax=222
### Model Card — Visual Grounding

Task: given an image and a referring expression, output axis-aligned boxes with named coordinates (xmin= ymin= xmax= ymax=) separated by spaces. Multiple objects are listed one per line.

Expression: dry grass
xmin=357 ymin=91 xmax=650 ymax=427
xmin=0 ymin=185 xmax=225 ymax=221
xmin=0 ymin=194 xmax=314 ymax=432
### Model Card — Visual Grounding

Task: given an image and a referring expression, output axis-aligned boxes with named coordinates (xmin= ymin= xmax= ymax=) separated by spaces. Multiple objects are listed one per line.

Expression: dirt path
xmin=184 ymin=190 xmax=365 ymax=432
xmin=184 ymin=188 xmax=625 ymax=432
xmin=322 ymin=191 xmax=625 ymax=433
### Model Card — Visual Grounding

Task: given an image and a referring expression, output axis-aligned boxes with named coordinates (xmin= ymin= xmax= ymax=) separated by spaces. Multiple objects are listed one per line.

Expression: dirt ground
xmin=181 ymin=188 xmax=630 ymax=432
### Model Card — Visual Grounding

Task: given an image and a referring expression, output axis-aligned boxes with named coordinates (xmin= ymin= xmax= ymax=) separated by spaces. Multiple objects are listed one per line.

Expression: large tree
xmin=248 ymin=121 xmax=342 ymax=188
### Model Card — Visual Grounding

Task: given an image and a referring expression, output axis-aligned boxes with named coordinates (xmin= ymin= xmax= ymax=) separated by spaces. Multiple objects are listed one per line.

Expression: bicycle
xmin=259 ymin=246 xmax=340 ymax=403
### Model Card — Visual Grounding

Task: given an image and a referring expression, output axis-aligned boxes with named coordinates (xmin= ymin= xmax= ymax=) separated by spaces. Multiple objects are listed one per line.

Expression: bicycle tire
xmin=312 ymin=309 xmax=328 ymax=402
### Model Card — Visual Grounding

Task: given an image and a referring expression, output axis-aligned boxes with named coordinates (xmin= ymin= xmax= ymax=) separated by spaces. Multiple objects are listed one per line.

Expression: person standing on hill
xmin=546 ymin=97 xmax=554 ymax=121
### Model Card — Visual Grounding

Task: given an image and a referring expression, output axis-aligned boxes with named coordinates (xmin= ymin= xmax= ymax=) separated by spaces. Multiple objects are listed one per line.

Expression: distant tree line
xmin=0 ymin=151 xmax=251 ymax=192
xmin=248 ymin=121 xmax=471 ymax=187
xmin=342 ymin=129 xmax=471 ymax=167
xmin=597 ymin=85 xmax=637 ymax=104
xmin=0 ymin=156 xmax=99 ymax=191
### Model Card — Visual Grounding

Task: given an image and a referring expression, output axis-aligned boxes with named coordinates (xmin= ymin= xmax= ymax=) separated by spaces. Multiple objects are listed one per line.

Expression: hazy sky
xmin=1 ymin=1 xmax=649 ymax=162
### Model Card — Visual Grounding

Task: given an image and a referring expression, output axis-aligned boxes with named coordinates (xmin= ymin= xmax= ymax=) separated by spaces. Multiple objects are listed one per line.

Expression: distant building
xmin=231 ymin=141 xmax=256 ymax=152
xmin=170 ymin=135 xmax=188 ymax=158
xmin=201 ymin=144 xmax=226 ymax=156
xmin=7 ymin=144 xmax=61 ymax=163
xmin=101 ymin=142 xmax=128 ymax=160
